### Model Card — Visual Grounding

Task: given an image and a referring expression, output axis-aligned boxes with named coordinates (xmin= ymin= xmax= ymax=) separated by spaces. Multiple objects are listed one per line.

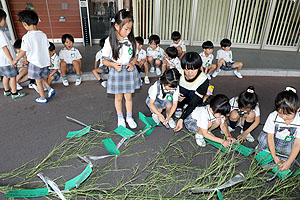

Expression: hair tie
xmin=111 ymin=18 xmax=115 ymax=23
xmin=126 ymin=8 xmax=129 ymax=12
xmin=247 ymin=89 xmax=254 ymax=93
xmin=285 ymin=86 xmax=297 ymax=93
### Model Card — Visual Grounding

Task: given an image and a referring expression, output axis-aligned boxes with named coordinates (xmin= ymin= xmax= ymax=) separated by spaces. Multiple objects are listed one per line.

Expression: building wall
xmin=9 ymin=0 xmax=82 ymax=40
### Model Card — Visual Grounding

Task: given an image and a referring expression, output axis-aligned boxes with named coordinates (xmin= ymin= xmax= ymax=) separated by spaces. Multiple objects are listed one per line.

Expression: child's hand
xmin=126 ymin=62 xmax=134 ymax=71
xmin=113 ymin=62 xmax=123 ymax=71
xmin=178 ymin=93 xmax=185 ymax=102
xmin=174 ymin=119 xmax=183 ymax=132
xmin=222 ymin=140 xmax=232 ymax=148
xmin=227 ymin=137 xmax=236 ymax=144
xmin=11 ymin=59 xmax=17 ymax=67
xmin=237 ymin=133 xmax=247 ymax=143
xmin=279 ymin=160 xmax=291 ymax=171
xmin=273 ymin=156 xmax=281 ymax=165
xmin=158 ymin=114 xmax=166 ymax=124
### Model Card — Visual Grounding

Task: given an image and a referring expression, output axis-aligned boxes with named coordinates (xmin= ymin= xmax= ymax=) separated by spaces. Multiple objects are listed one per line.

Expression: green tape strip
xmin=139 ymin=112 xmax=158 ymax=127
xmin=255 ymin=150 xmax=273 ymax=167
xmin=5 ymin=187 xmax=49 ymax=198
xmin=64 ymin=164 xmax=92 ymax=190
xmin=66 ymin=126 xmax=91 ymax=138
xmin=271 ymin=165 xmax=292 ymax=180
xmin=102 ymin=138 xmax=120 ymax=155
xmin=143 ymin=125 xmax=155 ymax=136
xmin=114 ymin=126 xmax=135 ymax=138
xmin=217 ymin=189 xmax=224 ymax=200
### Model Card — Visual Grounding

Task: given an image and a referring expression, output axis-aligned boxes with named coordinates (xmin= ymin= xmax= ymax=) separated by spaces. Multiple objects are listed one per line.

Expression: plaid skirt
xmin=28 ymin=63 xmax=49 ymax=80
xmin=0 ymin=65 xmax=18 ymax=78
xmin=184 ymin=114 xmax=198 ymax=133
xmin=257 ymin=131 xmax=294 ymax=160
xmin=107 ymin=65 xmax=141 ymax=94
xmin=145 ymin=97 xmax=173 ymax=113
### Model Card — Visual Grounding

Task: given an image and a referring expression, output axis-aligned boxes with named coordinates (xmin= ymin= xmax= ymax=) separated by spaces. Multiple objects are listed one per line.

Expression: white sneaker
xmin=62 ymin=79 xmax=69 ymax=86
xmin=150 ymin=67 xmax=155 ymax=73
xmin=152 ymin=113 xmax=160 ymax=124
xmin=16 ymin=83 xmax=23 ymax=90
xmin=144 ymin=76 xmax=150 ymax=84
xmin=212 ymin=70 xmax=221 ymax=77
xmin=29 ymin=83 xmax=39 ymax=93
xmin=126 ymin=117 xmax=137 ymax=129
xmin=240 ymin=129 xmax=255 ymax=142
xmin=234 ymin=70 xmax=243 ymax=78
xmin=168 ymin=118 xmax=176 ymax=128
xmin=195 ymin=133 xmax=206 ymax=147
xmin=175 ymin=108 xmax=182 ymax=118
xmin=118 ymin=118 xmax=126 ymax=127
xmin=228 ymin=126 xmax=235 ymax=132
xmin=101 ymin=81 xmax=107 ymax=88
xmin=43 ymin=85 xmax=47 ymax=91
xmin=206 ymin=74 xmax=211 ymax=80
xmin=156 ymin=68 xmax=161 ymax=76
xmin=75 ymin=77 xmax=82 ymax=86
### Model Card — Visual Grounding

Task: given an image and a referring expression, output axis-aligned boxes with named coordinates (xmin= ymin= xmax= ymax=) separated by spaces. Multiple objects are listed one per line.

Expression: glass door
xmin=0 ymin=0 xmax=15 ymax=42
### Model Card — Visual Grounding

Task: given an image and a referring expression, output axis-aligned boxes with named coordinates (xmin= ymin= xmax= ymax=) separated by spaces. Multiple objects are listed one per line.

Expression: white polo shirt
xmin=170 ymin=40 xmax=186 ymax=52
xmin=21 ymin=30 xmax=50 ymax=68
xmin=165 ymin=57 xmax=181 ymax=70
xmin=95 ymin=49 xmax=103 ymax=67
xmin=137 ymin=48 xmax=146 ymax=62
xmin=59 ymin=47 xmax=82 ymax=64
xmin=199 ymin=52 xmax=214 ymax=68
xmin=0 ymin=30 xmax=15 ymax=66
xmin=147 ymin=46 xmax=164 ymax=60
xmin=148 ymin=80 xmax=179 ymax=101
xmin=216 ymin=49 xmax=233 ymax=62
xmin=192 ymin=105 xmax=225 ymax=130
xmin=49 ymin=53 xmax=60 ymax=72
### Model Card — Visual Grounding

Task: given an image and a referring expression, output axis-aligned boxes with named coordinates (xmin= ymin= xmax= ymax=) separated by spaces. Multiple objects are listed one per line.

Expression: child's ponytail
xmin=159 ymin=68 xmax=181 ymax=98
xmin=238 ymin=86 xmax=258 ymax=110
xmin=275 ymin=86 xmax=300 ymax=114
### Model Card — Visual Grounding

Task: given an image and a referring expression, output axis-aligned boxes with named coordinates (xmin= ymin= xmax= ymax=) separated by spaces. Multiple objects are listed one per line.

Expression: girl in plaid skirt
xmin=102 ymin=9 xmax=141 ymax=129
xmin=258 ymin=86 xmax=300 ymax=171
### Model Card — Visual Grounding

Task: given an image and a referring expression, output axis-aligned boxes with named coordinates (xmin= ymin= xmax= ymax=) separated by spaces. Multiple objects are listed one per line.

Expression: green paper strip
xmin=66 ymin=126 xmax=91 ymax=138
xmin=64 ymin=164 xmax=92 ymax=190
xmin=5 ymin=187 xmax=49 ymax=198
xmin=204 ymin=138 xmax=253 ymax=156
xmin=217 ymin=189 xmax=224 ymax=200
xmin=143 ymin=125 xmax=155 ymax=136
xmin=139 ymin=112 xmax=159 ymax=127
xmin=271 ymin=165 xmax=292 ymax=180
xmin=102 ymin=138 xmax=120 ymax=155
xmin=114 ymin=126 xmax=135 ymax=138
xmin=255 ymin=150 xmax=273 ymax=167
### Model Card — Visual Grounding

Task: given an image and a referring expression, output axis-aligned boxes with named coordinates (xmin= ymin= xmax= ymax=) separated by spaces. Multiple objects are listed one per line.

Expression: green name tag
xmin=166 ymin=94 xmax=173 ymax=101
xmin=284 ymin=135 xmax=294 ymax=142
xmin=128 ymin=48 xmax=133 ymax=55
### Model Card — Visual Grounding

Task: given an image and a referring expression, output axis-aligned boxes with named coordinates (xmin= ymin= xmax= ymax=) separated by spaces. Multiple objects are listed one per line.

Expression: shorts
xmin=99 ymin=65 xmax=109 ymax=74
xmin=67 ymin=64 xmax=73 ymax=73
xmin=135 ymin=64 xmax=145 ymax=73
xmin=145 ymin=97 xmax=173 ymax=113
xmin=0 ymin=65 xmax=18 ymax=78
xmin=220 ymin=61 xmax=235 ymax=71
xmin=28 ymin=63 xmax=49 ymax=80
xmin=49 ymin=69 xmax=60 ymax=81
xmin=153 ymin=58 xmax=162 ymax=67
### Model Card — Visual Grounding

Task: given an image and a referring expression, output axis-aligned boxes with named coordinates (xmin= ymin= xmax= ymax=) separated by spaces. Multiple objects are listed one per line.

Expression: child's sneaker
xmin=195 ymin=133 xmax=206 ymax=147
xmin=62 ymin=79 xmax=69 ymax=86
xmin=101 ymin=81 xmax=107 ymax=88
xmin=75 ymin=77 xmax=82 ymax=86
xmin=144 ymin=76 xmax=150 ymax=84
xmin=156 ymin=68 xmax=161 ymax=76
xmin=168 ymin=118 xmax=176 ymax=129
xmin=233 ymin=70 xmax=243 ymax=78
xmin=240 ymin=129 xmax=255 ymax=142
xmin=206 ymin=74 xmax=211 ymax=80
xmin=16 ymin=83 xmax=23 ymax=90
xmin=152 ymin=113 xmax=160 ymax=124
xmin=35 ymin=97 xmax=47 ymax=104
xmin=11 ymin=92 xmax=26 ymax=99
xmin=48 ymin=88 xmax=55 ymax=99
xmin=118 ymin=118 xmax=126 ymax=127
xmin=212 ymin=70 xmax=221 ymax=77
xmin=175 ymin=108 xmax=182 ymax=118
xmin=126 ymin=117 xmax=137 ymax=129
xmin=150 ymin=67 xmax=155 ymax=73
xmin=3 ymin=91 xmax=11 ymax=96
xmin=29 ymin=83 xmax=39 ymax=93
xmin=43 ymin=85 xmax=47 ymax=91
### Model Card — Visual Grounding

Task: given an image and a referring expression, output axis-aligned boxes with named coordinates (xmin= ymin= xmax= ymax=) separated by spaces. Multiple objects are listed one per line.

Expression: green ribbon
xmin=102 ymin=138 xmax=120 ymax=155
xmin=114 ymin=126 xmax=135 ymax=138
xmin=139 ymin=112 xmax=160 ymax=136
xmin=64 ymin=164 xmax=93 ymax=190
xmin=66 ymin=126 xmax=91 ymax=138
xmin=5 ymin=187 xmax=49 ymax=198
xmin=217 ymin=189 xmax=224 ymax=200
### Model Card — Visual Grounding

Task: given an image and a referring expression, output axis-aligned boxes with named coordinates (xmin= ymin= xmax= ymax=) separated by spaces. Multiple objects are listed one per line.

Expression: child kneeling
xmin=184 ymin=94 xmax=236 ymax=147
xmin=146 ymin=68 xmax=181 ymax=128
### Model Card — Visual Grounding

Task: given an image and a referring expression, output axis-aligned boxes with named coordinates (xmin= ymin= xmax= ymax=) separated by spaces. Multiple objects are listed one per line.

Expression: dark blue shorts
xmin=220 ymin=62 xmax=235 ymax=71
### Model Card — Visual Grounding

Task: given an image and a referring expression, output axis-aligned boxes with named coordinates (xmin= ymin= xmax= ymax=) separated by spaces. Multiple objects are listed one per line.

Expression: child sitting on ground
xmin=258 ymin=86 xmax=300 ymax=171
xmin=48 ymin=42 xmax=60 ymax=85
xmin=170 ymin=31 xmax=186 ymax=60
xmin=212 ymin=38 xmax=243 ymax=79
xmin=199 ymin=40 xmax=216 ymax=80
xmin=135 ymin=36 xmax=150 ymax=84
xmin=146 ymin=68 xmax=181 ymax=129
xmin=184 ymin=94 xmax=236 ymax=147
xmin=13 ymin=39 xmax=28 ymax=90
xmin=59 ymin=34 xmax=82 ymax=86
xmin=161 ymin=46 xmax=181 ymax=74
xmin=92 ymin=37 xmax=109 ymax=88
xmin=228 ymin=86 xmax=260 ymax=143
xmin=147 ymin=34 xmax=164 ymax=76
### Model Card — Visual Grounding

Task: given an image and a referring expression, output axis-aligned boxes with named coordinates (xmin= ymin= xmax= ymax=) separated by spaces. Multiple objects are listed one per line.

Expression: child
xmin=199 ymin=41 xmax=217 ymax=80
xmin=170 ymin=31 xmax=186 ymax=60
xmin=14 ymin=39 xmax=28 ymax=90
xmin=48 ymin=42 xmax=60 ymax=85
xmin=147 ymin=34 xmax=164 ymax=76
xmin=92 ymin=37 xmax=109 ymax=87
xmin=13 ymin=10 xmax=55 ymax=103
xmin=258 ymin=87 xmax=300 ymax=171
xmin=146 ymin=68 xmax=181 ymax=129
xmin=212 ymin=38 xmax=243 ymax=79
xmin=161 ymin=47 xmax=181 ymax=74
xmin=59 ymin=34 xmax=82 ymax=86
xmin=0 ymin=10 xmax=25 ymax=99
xmin=184 ymin=94 xmax=236 ymax=147
xmin=135 ymin=36 xmax=150 ymax=84
xmin=228 ymin=86 xmax=260 ymax=142
xmin=102 ymin=9 xmax=141 ymax=129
